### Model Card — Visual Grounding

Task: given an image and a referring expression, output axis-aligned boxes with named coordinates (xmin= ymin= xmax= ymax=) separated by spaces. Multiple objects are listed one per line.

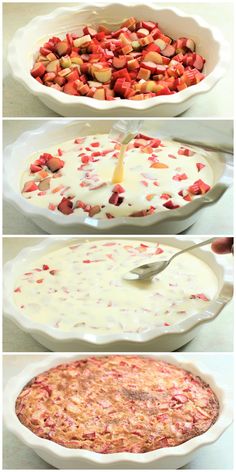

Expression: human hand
xmin=211 ymin=237 xmax=234 ymax=254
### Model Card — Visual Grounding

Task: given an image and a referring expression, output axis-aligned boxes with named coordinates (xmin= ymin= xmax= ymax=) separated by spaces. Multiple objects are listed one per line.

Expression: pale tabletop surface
xmin=3 ymin=2 xmax=233 ymax=118
xmin=3 ymin=119 xmax=234 ymax=235
xmin=3 ymin=354 xmax=233 ymax=469
xmin=3 ymin=237 xmax=233 ymax=353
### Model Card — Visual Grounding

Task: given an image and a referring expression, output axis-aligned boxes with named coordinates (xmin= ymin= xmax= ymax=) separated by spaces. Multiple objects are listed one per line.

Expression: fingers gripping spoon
xmin=124 ymin=238 xmax=216 ymax=281
xmin=110 ymin=120 xmax=143 ymax=183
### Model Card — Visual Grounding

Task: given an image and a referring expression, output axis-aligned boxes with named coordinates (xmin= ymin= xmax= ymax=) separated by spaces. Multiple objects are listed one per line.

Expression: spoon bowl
xmin=124 ymin=260 xmax=170 ymax=281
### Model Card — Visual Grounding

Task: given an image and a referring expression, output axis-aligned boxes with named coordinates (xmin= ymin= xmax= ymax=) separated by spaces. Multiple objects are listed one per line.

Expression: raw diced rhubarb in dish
xmin=20 ymin=133 xmax=213 ymax=219
xmin=16 ymin=356 xmax=219 ymax=453
xmin=30 ymin=18 xmax=206 ymax=100
xmin=13 ymin=239 xmax=218 ymax=334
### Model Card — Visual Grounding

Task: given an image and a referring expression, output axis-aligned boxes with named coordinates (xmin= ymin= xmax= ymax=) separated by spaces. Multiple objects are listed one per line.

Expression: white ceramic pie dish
xmin=3 ymin=236 xmax=233 ymax=352
xmin=7 ymin=2 xmax=229 ymax=117
xmin=3 ymin=119 xmax=233 ymax=235
xmin=3 ymin=353 xmax=233 ymax=469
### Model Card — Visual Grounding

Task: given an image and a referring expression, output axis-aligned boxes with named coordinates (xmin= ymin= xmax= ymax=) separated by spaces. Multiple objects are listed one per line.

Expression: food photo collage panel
xmin=2 ymin=1 xmax=234 ymax=470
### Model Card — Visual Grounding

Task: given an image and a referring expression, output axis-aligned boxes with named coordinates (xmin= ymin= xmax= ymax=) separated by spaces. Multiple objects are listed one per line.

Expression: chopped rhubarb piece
xmin=109 ymin=192 xmax=119 ymax=205
xmin=193 ymin=54 xmax=205 ymax=71
xmin=106 ymin=212 xmax=114 ymax=219
xmin=93 ymin=88 xmax=106 ymax=100
xmin=137 ymin=67 xmax=151 ymax=80
xmin=196 ymin=162 xmax=205 ymax=172
xmin=30 ymin=164 xmax=42 ymax=173
xmin=130 ymin=209 xmax=153 ymax=217
xmin=89 ymin=205 xmax=101 ymax=217
xmin=143 ymin=51 xmax=163 ymax=64
xmin=81 ymin=155 xmax=90 ymax=164
xmin=47 ymin=157 xmax=65 ymax=172
xmin=73 ymin=34 xmax=92 ymax=48
xmin=22 ymin=181 xmax=38 ymax=193
xmin=178 ymin=147 xmax=195 ymax=156
xmin=142 ymin=21 xmax=156 ymax=31
xmin=162 ymin=44 xmax=176 ymax=57
xmin=160 ymin=193 xmax=171 ymax=200
xmin=163 ymin=200 xmax=180 ymax=209
xmin=155 ymin=247 xmax=164 ymax=255
xmin=188 ymin=179 xmax=211 ymax=195
xmin=55 ymin=40 xmax=71 ymax=57
xmin=74 ymin=137 xmax=85 ymax=144
xmin=92 ymin=65 xmax=112 ymax=83
xmin=14 ymin=287 xmax=21 ymax=293
xmin=122 ymin=17 xmax=137 ymax=30
xmin=112 ymin=184 xmax=125 ymax=193
xmin=38 ymin=178 xmax=51 ymax=191
xmin=190 ymin=293 xmax=209 ymax=301
xmin=112 ymin=55 xmax=127 ymax=69
xmin=63 ymin=81 xmax=79 ymax=95
xmin=150 ymin=138 xmax=161 ymax=148
xmin=30 ymin=63 xmax=46 ymax=78
xmin=178 ymin=190 xmax=192 ymax=201
xmin=58 ymin=197 xmax=74 ymax=215
xmin=172 ymin=173 xmax=188 ymax=181
xmin=83 ymin=26 xmax=97 ymax=37
xmin=139 ymin=34 xmax=154 ymax=46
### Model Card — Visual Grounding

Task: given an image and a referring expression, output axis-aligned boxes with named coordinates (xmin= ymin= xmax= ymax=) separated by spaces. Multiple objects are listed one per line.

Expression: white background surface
xmin=3 ymin=2 xmax=234 ymax=117
xmin=3 ymin=237 xmax=234 ymax=353
xmin=3 ymin=119 xmax=234 ymax=235
xmin=2 ymin=353 xmax=233 ymax=469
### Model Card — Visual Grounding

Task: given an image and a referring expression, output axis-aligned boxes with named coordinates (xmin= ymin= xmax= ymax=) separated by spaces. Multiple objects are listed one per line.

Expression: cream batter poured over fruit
xmin=14 ymin=240 xmax=218 ymax=333
xmin=21 ymin=133 xmax=213 ymax=218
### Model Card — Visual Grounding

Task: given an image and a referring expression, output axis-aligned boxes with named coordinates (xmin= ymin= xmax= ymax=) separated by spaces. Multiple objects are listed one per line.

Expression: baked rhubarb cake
xmin=30 ymin=17 xmax=206 ymax=100
xmin=13 ymin=239 xmax=218 ymax=333
xmin=21 ymin=133 xmax=213 ymax=218
xmin=15 ymin=356 xmax=219 ymax=453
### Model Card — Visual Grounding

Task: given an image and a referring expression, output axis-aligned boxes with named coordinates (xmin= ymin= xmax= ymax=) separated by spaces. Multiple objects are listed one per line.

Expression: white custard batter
xmin=13 ymin=240 xmax=218 ymax=334
xmin=20 ymin=133 xmax=213 ymax=218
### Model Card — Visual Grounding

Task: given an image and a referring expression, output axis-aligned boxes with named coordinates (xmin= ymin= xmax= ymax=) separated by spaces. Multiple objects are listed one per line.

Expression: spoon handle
xmin=170 ymin=237 xmax=217 ymax=263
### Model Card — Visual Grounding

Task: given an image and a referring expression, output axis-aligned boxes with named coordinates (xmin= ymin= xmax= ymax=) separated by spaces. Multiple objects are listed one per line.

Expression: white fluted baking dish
xmin=3 ymin=353 xmax=233 ymax=469
xmin=3 ymin=236 xmax=233 ymax=352
xmin=3 ymin=119 xmax=233 ymax=235
xmin=7 ymin=2 xmax=229 ymax=117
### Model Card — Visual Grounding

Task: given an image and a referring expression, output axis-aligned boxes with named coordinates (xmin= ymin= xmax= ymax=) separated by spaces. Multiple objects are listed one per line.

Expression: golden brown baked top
xmin=16 ymin=356 xmax=219 ymax=453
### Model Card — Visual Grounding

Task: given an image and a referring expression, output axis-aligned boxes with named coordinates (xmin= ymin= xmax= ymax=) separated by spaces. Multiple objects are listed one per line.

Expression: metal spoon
xmin=124 ymin=238 xmax=216 ymax=281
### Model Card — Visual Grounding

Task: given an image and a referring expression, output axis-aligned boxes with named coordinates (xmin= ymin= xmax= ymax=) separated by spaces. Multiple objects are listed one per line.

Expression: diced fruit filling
xmin=13 ymin=240 xmax=218 ymax=333
xmin=16 ymin=356 xmax=219 ymax=453
xmin=20 ymin=133 xmax=213 ymax=219
xmin=30 ymin=18 xmax=206 ymax=100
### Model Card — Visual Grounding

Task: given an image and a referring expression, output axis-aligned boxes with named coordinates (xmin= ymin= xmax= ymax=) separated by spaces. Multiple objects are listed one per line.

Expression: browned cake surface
xmin=16 ymin=356 xmax=219 ymax=453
